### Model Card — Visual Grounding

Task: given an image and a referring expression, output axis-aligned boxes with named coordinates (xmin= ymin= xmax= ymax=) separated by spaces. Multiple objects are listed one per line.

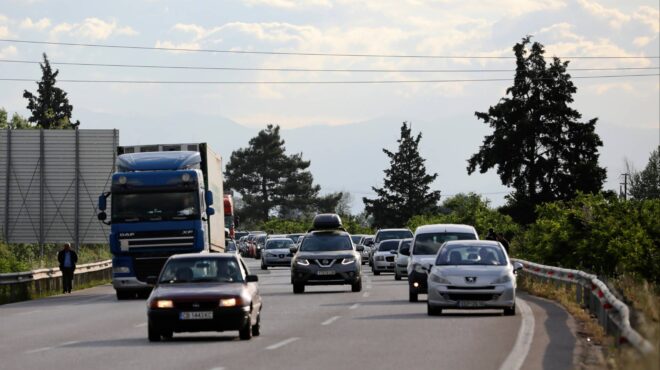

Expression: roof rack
xmin=308 ymin=213 xmax=346 ymax=232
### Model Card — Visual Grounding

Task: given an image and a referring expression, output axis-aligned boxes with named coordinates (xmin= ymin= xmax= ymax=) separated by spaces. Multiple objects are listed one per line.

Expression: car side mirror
xmin=206 ymin=207 xmax=216 ymax=216
xmin=146 ymin=276 xmax=158 ymax=285
xmin=513 ymin=262 xmax=523 ymax=273
xmin=356 ymin=245 xmax=364 ymax=252
xmin=289 ymin=246 xmax=298 ymax=254
xmin=246 ymin=275 xmax=259 ymax=282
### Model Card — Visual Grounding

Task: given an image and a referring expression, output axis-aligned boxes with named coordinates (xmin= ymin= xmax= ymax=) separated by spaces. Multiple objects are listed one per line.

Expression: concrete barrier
xmin=0 ymin=260 xmax=112 ymax=304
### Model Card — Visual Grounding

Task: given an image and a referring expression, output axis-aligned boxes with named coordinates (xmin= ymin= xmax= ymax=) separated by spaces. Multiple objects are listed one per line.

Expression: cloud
xmin=588 ymin=82 xmax=635 ymax=95
xmin=633 ymin=36 xmax=653 ymax=47
xmin=633 ymin=6 xmax=660 ymax=33
xmin=0 ymin=45 xmax=17 ymax=58
xmin=576 ymin=0 xmax=630 ymax=28
xmin=50 ymin=18 xmax=138 ymax=40
xmin=0 ymin=25 xmax=10 ymax=38
xmin=243 ymin=0 xmax=332 ymax=9
xmin=153 ymin=40 xmax=201 ymax=53
xmin=19 ymin=17 xmax=51 ymax=30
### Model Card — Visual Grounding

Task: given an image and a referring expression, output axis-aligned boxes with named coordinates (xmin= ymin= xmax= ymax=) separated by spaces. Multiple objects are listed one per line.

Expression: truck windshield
xmin=112 ymin=191 xmax=200 ymax=222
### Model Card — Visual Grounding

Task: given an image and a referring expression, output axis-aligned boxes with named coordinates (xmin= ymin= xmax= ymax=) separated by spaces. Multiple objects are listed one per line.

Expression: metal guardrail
xmin=0 ymin=259 xmax=112 ymax=285
xmin=512 ymin=258 xmax=654 ymax=355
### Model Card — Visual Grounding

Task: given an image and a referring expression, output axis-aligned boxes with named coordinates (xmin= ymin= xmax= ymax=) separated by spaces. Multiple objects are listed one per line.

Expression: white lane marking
xmin=16 ymin=309 xmax=42 ymax=316
xmin=321 ymin=316 xmax=341 ymax=326
xmin=362 ymin=292 xmax=370 ymax=298
xmin=208 ymin=367 xmax=225 ymax=370
xmin=59 ymin=341 xmax=79 ymax=346
xmin=349 ymin=303 xmax=360 ymax=310
xmin=265 ymin=337 xmax=300 ymax=350
xmin=134 ymin=322 xmax=147 ymax=328
xmin=24 ymin=347 xmax=53 ymax=354
xmin=498 ymin=298 xmax=535 ymax=370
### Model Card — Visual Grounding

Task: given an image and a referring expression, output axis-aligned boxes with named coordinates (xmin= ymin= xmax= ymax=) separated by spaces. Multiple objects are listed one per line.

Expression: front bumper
xmin=372 ymin=258 xmax=396 ymax=272
xmin=291 ymin=263 xmax=361 ymax=285
xmin=263 ymin=255 xmax=292 ymax=267
xmin=427 ymin=283 xmax=515 ymax=309
xmin=113 ymin=277 xmax=151 ymax=291
xmin=148 ymin=307 xmax=250 ymax=333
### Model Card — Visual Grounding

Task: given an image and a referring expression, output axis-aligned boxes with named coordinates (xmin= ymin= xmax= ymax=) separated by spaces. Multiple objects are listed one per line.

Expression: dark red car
xmin=146 ymin=253 xmax=262 ymax=341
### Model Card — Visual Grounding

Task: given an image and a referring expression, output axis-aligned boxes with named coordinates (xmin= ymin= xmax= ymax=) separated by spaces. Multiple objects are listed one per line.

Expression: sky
xmin=0 ymin=0 xmax=658 ymax=212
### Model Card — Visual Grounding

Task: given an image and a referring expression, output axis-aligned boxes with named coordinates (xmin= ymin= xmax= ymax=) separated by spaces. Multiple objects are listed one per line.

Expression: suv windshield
xmin=159 ymin=258 xmax=244 ymax=284
xmin=436 ymin=245 xmax=506 ymax=266
xmin=266 ymin=239 xmax=294 ymax=249
xmin=376 ymin=230 xmax=413 ymax=243
xmin=112 ymin=191 xmax=199 ymax=223
xmin=412 ymin=232 xmax=477 ymax=255
xmin=301 ymin=233 xmax=352 ymax=252
xmin=351 ymin=235 xmax=363 ymax=244
xmin=378 ymin=240 xmax=400 ymax=251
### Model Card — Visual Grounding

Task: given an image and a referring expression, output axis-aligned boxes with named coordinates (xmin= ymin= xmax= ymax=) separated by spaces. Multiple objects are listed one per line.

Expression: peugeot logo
xmin=465 ymin=276 xmax=477 ymax=283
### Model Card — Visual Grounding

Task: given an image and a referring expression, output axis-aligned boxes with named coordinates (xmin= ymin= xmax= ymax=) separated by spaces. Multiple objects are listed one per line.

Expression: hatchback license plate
xmin=180 ymin=311 xmax=213 ymax=320
xmin=317 ymin=270 xmax=336 ymax=276
xmin=458 ymin=301 xmax=485 ymax=308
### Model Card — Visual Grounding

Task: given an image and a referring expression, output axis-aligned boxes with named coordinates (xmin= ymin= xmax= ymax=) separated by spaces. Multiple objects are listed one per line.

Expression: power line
xmin=1 ymin=58 xmax=657 ymax=73
xmin=1 ymin=38 xmax=658 ymax=60
xmin=0 ymin=73 xmax=657 ymax=84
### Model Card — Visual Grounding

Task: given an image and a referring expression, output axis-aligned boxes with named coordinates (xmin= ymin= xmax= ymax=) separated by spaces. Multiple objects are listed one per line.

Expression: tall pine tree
xmin=23 ymin=53 xmax=80 ymax=129
xmin=467 ymin=37 xmax=606 ymax=224
xmin=363 ymin=122 xmax=441 ymax=227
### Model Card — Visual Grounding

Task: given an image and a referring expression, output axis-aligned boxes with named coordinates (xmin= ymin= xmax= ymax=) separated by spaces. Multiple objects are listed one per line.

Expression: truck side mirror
xmin=98 ymin=194 xmax=107 ymax=211
xmin=206 ymin=207 xmax=216 ymax=216
xmin=205 ymin=190 xmax=214 ymax=206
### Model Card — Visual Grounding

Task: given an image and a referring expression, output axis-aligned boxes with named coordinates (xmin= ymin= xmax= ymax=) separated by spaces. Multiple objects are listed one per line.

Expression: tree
xmin=225 ymin=124 xmax=325 ymax=222
xmin=23 ymin=53 xmax=80 ymax=129
xmin=363 ymin=122 xmax=441 ymax=227
xmin=467 ymin=36 xmax=606 ymax=224
xmin=0 ymin=109 xmax=34 ymax=129
xmin=628 ymin=147 xmax=660 ymax=200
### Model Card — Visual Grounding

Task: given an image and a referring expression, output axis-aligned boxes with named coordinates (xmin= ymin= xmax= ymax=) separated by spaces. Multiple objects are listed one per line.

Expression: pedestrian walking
xmin=485 ymin=228 xmax=497 ymax=241
xmin=57 ymin=242 xmax=78 ymax=294
xmin=496 ymin=233 xmax=510 ymax=254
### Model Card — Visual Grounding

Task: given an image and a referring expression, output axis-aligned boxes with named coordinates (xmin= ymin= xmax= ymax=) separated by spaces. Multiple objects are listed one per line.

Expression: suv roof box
xmin=312 ymin=213 xmax=343 ymax=230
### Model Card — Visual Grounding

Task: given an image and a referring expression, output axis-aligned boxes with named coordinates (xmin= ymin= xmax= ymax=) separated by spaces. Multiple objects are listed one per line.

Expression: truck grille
xmin=133 ymin=257 xmax=168 ymax=282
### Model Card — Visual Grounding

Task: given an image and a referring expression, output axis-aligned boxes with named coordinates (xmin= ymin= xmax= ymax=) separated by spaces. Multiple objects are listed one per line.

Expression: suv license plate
xmin=180 ymin=311 xmax=213 ymax=320
xmin=317 ymin=270 xmax=336 ymax=276
xmin=458 ymin=301 xmax=485 ymax=308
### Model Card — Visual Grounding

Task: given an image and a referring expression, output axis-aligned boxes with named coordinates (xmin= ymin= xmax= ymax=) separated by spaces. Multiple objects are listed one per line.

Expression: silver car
xmin=394 ymin=238 xmax=412 ymax=280
xmin=261 ymin=237 xmax=296 ymax=270
xmin=371 ymin=239 xmax=400 ymax=275
xmin=426 ymin=240 xmax=522 ymax=316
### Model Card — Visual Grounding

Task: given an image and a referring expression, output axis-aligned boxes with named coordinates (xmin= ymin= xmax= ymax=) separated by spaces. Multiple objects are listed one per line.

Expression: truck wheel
xmin=293 ymin=283 xmax=305 ymax=294
xmin=351 ymin=280 xmax=362 ymax=292
xmin=409 ymin=289 xmax=418 ymax=302
xmin=239 ymin=320 xmax=253 ymax=340
xmin=116 ymin=290 xmax=132 ymax=300
xmin=148 ymin=322 xmax=161 ymax=342
xmin=373 ymin=270 xmax=380 ymax=276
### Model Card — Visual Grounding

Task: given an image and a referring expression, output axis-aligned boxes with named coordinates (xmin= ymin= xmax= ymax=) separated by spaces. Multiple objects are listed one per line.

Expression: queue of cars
xmin=144 ymin=215 xmax=520 ymax=342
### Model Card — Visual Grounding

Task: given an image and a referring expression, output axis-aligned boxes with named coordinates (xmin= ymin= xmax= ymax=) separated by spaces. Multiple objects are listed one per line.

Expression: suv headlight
xmin=491 ymin=274 xmax=512 ymax=284
xmin=296 ymin=258 xmax=310 ymax=266
xmin=430 ymin=274 xmax=450 ymax=285
xmin=341 ymin=257 xmax=356 ymax=265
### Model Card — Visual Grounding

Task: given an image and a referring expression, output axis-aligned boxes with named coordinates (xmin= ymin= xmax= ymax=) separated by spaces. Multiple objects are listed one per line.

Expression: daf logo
xmin=181 ymin=230 xmax=194 ymax=235
xmin=119 ymin=232 xmax=135 ymax=238
xmin=465 ymin=277 xmax=477 ymax=283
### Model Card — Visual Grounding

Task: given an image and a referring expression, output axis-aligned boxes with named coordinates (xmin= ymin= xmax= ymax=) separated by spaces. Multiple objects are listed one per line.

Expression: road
xmin=0 ymin=259 xmax=579 ymax=370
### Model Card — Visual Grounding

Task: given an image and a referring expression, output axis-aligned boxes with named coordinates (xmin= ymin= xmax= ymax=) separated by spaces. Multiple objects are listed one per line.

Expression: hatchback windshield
xmin=159 ymin=258 xmax=244 ymax=284
xmin=112 ymin=191 xmax=199 ymax=223
xmin=351 ymin=235 xmax=363 ymax=244
xmin=378 ymin=240 xmax=400 ymax=251
xmin=301 ymin=233 xmax=352 ymax=252
xmin=436 ymin=244 xmax=507 ymax=266
xmin=266 ymin=239 xmax=294 ymax=249
xmin=376 ymin=230 xmax=413 ymax=242
xmin=412 ymin=232 xmax=477 ymax=255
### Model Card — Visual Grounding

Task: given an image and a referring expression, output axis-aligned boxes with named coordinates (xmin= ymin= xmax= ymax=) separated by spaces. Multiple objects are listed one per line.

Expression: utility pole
xmin=620 ymin=173 xmax=629 ymax=200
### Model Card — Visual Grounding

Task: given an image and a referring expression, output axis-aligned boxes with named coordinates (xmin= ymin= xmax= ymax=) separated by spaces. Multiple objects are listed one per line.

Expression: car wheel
xmin=162 ymin=331 xmax=173 ymax=340
xmin=427 ymin=302 xmax=442 ymax=316
xmin=261 ymin=261 xmax=267 ymax=270
xmin=394 ymin=272 xmax=401 ymax=281
xmin=351 ymin=279 xmax=362 ymax=292
xmin=373 ymin=270 xmax=380 ymax=276
xmin=252 ymin=312 xmax=261 ymax=337
xmin=293 ymin=283 xmax=305 ymax=294
xmin=504 ymin=304 xmax=516 ymax=316
xmin=239 ymin=320 xmax=253 ymax=340
xmin=409 ymin=289 xmax=418 ymax=302
xmin=148 ymin=322 xmax=161 ymax=342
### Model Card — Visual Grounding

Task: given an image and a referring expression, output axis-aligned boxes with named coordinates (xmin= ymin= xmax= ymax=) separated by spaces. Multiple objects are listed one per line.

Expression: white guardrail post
xmin=0 ymin=259 xmax=112 ymax=285
xmin=512 ymin=258 xmax=655 ymax=355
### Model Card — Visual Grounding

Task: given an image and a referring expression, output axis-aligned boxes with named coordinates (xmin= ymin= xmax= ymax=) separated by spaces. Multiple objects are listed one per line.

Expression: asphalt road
xmin=0 ymin=259 xmax=578 ymax=370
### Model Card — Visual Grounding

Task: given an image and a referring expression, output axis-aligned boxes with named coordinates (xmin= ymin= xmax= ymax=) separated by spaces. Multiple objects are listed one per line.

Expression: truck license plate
xmin=458 ymin=301 xmax=485 ymax=308
xmin=180 ymin=311 xmax=213 ymax=320
xmin=317 ymin=270 xmax=335 ymax=276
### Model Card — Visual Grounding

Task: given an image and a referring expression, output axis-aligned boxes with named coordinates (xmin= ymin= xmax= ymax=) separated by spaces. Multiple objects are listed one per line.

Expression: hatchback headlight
xmin=153 ymin=299 xmax=173 ymax=309
xmin=219 ymin=298 xmax=238 ymax=307
xmin=491 ymin=274 xmax=512 ymax=284
xmin=342 ymin=257 xmax=356 ymax=265
xmin=430 ymin=274 xmax=451 ymax=284
xmin=296 ymin=258 xmax=310 ymax=266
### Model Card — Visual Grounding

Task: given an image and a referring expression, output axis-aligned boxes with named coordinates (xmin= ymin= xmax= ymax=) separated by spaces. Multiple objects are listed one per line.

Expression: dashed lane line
xmin=349 ymin=303 xmax=360 ymax=310
xmin=134 ymin=322 xmax=147 ymax=328
xmin=498 ymin=298 xmax=535 ymax=370
xmin=321 ymin=316 xmax=341 ymax=326
xmin=362 ymin=292 xmax=370 ymax=298
xmin=265 ymin=337 xmax=300 ymax=350
xmin=24 ymin=347 xmax=53 ymax=354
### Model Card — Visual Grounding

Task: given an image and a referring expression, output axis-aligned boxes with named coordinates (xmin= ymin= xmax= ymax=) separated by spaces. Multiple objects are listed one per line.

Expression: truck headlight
xmin=181 ymin=173 xmax=191 ymax=182
xmin=491 ymin=274 xmax=512 ymax=284
xmin=113 ymin=266 xmax=130 ymax=274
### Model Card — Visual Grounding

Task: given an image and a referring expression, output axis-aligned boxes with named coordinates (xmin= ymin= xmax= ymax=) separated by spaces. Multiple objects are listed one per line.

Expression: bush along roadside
xmin=0 ymin=243 xmax=111 ymax=273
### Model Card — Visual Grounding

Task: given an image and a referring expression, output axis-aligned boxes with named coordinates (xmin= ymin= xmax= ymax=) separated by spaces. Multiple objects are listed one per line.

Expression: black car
xmin=290 ymin=214 xmax=363 ymax=294
xmin=146 ymin=254 xmax=262 ymax=341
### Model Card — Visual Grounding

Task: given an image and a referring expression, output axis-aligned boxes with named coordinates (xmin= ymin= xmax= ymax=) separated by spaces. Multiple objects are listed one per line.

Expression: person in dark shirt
xmin=57 ymin=242 xmax=78 ymax=294
xmin=497 ymin=233 xmax=511 ymax=254
xmin=485 ymin=228 xmax=497 ymax=241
